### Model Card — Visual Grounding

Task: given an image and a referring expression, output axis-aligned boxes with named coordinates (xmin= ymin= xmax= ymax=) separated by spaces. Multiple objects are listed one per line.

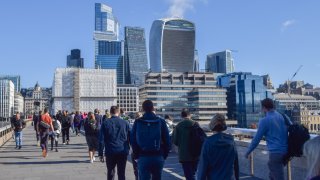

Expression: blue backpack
xmin=136 ymin=119 xmax=162 ymax=152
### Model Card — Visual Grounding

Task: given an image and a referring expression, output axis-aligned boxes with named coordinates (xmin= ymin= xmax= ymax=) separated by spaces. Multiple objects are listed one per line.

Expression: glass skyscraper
xmin=0 ymin=75 xmax=21 ymax=92
xmin=124 ymin=26 xmax=148 ymax=85
xmin=67 ymin=49 xmax=84 ymax=68
xmin=206 ymin=50 xmax=235 ymax=74
xmin=149 ymin=18 xmax=195 ymax=73
xmin=94 ymin=3 xmax=124 ymax=84
xmin=218 ymin=72 xmax=272 ymax=128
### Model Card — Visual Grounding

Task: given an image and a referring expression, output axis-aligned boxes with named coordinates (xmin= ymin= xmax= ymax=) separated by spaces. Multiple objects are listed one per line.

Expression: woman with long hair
xmin=83 ymin=112 xmax=99 ymax=163
xmin=37 ymin=108 xmax=54 ymax=158
xmin=304 ymin=136 xmax=320 ymax=180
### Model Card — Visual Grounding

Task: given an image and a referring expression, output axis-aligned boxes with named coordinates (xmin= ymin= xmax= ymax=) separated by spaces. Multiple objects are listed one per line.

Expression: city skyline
xmin=1 ymin=1 xmax=320 ymax=87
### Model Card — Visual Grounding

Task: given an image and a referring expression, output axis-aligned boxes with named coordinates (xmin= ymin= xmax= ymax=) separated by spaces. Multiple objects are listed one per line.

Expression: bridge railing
xmin=225 ymin=128 xmax=318 ymax=180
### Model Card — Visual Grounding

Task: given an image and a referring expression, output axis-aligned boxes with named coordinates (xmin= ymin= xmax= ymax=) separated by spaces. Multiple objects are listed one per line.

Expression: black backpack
xmin=52 ymin=120 xmax=59 ymax=131
xmin=189 ymin=122 xmax=207 ymax=157
xmin=282 ymin=113 xmax=310 ymax=165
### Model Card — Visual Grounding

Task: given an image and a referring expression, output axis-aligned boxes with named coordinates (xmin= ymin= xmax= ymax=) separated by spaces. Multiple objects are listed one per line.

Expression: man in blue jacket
xmin=99 ymin=106 xmax=130 ymax=180
xmin=245 ymin=98 xmax=288 ymax=180
xmin=130 ymin=100 xmax=171 ymax=180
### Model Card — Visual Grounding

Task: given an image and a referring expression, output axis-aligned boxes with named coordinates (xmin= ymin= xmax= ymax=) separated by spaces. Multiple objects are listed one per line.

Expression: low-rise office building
xmin=117 ymin=85 xmax=139 ymax=114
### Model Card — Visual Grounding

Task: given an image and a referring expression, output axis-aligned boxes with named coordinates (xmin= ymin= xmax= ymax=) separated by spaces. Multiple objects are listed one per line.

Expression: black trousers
xmin=62 ymin=128 xmax=70 ymax=143
xmin=106 ymin=154 xmax=127 ymax=180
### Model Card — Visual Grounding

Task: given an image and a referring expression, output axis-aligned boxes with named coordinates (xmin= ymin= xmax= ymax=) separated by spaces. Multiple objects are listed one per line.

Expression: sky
xmin=0 ymin=0 xmax=320 ymax=88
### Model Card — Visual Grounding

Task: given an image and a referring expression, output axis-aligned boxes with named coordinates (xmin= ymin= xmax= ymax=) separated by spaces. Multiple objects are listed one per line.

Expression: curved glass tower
xmin=149 ymin=18 xmax=195 ymax=73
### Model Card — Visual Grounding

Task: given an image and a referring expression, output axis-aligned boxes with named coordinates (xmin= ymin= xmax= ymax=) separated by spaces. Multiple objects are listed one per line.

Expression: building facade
xmin=194 ymin=50 xmax=200 ymax=72
xmin=94 ymin=3 xmax=124 ymax=84
xmin=149 ymin=18 xmax=195 ymax=73
xmin=0 ymin=80 xmax=14 ymax=118
xmin=52 ymin=68 xmax=117 ymax=114
xmin=206 ymin=50 xmax=234 ymax=74
xmin=22 ymin=82 xmax=52 ymax=116
xmin=274 ymin=93 xmax=320 ymax=112
xmin=0 ymin=75 xmax=21 ymax=92
xmin=67 ymin=49 xmax=84 ymax=68
xmin=139 ymin=72 xmax=228 ymax=121
xmin=291 ymin=105 xmax=320 ymax=133
xmin=124 ymin=26 xmax=148 ymax=85
xmin=117 ymin=85 xmax=139 ymax=113
xmin=14 ymin=92 xmax=24 ymax=114
xmin=218 ymin=72 xmax=272 ymax=128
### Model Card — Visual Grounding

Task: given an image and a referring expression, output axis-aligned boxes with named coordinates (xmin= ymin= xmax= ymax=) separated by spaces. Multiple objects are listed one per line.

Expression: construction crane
xmin=288 ymin=65 xmax=303 ymax=96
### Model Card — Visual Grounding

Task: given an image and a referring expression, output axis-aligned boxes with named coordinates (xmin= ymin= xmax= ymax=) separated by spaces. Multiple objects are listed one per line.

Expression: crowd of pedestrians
xmin=10 ymin=98 xmax=320 ymax=180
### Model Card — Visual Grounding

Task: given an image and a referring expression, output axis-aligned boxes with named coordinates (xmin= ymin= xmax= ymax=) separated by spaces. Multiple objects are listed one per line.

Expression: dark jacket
xmin=197 ymin=132 xmax=239 ymax=180
xmin=12 ymin=118 xmax=26 ymax=132
xmin=130 ymin=112 xmax=171 ymax=159
xmin=32 ymin=115 xmax=39 ymax=131
xmin=84 ymin=118 xmax=98 ymax=136
xmin=94 ymin=113 xmax=102 ymax=129
xmin=173 ymin=118 xmax=199 ymax=162
xmin=98 ymin=115 xmax=130 ymax=156
xmin=61 ymin=115 xmax=71 ymax=129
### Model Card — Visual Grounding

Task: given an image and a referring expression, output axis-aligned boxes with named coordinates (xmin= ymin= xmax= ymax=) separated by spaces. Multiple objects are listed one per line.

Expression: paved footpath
xmin=0 ymin=125 xmax=261 ymax=180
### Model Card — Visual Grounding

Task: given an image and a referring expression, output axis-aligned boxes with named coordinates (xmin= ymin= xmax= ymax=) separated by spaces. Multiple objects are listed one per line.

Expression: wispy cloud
xmin=281 ymin=19 xmax=296 ymax=32
xmin=166 ymin=0 xmax=207 ymax=18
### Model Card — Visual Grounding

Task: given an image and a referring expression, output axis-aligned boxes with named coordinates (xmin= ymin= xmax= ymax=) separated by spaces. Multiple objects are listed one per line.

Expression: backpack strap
xmin=281 ymin=113 xmax=292 ymax=126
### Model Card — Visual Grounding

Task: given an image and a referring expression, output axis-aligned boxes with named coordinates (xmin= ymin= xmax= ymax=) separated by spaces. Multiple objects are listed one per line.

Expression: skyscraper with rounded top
xmin=149 ymin=18 xmax=195 ymax=73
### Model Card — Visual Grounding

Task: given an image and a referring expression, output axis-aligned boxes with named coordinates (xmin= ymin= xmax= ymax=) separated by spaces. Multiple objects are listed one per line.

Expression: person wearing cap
xmin=197 ymin=113 xmax=239 ymax=180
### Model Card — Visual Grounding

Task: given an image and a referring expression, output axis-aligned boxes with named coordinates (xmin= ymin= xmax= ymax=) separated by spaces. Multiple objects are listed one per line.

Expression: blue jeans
xmin=268 ymin=153 xmax=285 ymax=180
xmin=15 ymin=131 xmax=22 ymax=147
xmin=138 ymin=156 xmax=164 ymax=180
xmin=182 ymin=161 xmax=198 ymax=180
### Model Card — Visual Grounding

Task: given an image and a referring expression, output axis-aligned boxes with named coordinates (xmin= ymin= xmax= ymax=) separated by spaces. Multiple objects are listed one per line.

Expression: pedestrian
xmin=61 ymin=110 xmax=72 ymax=145
xmin=245 ymin=98 xmax=288 ymax=180
xmin=94 ymin=109 xmax=103 ymax=128
xmin=303 ymin=136 xmax=320 ymax=180
xmin=102 ymin=109 xmax=111 ymax=122
xmin=49 ymin=115 xmax=61 ymax=152
xmin=131 ymin=112 xmax=143 ymax=180
xmin=73 ymin=111 xmax=82 ymax=136
xmin=84 ymin=112 xmax=99 ymax=163
xmin=37 ymin=108 xmax=54 ymax=158
xmin=173 ymin=109 xmax=206 ymax=180
xmin=70 ymin=112 xmax=75 ymax=134
xmin=99 ymin=106 xmax=130 ymax=180
xmin=120 ymin=108 xmax=129 ymax=121
xmin=130 ymin=100 xmax=171 ymax=180
xmin=197 ymin=114 xmax=239 ymax=180
xmin=11 ymin=112 xmax=26 ymax=149
xmin=32 ymin=111 xmax=41 ymax=146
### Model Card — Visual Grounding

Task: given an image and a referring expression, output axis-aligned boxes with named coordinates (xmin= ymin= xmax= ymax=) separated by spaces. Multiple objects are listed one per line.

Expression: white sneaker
xmin=90 ymin=159 xmax=93 ymax=163
xmin=93 ymin=156 xmax=96 ymax=161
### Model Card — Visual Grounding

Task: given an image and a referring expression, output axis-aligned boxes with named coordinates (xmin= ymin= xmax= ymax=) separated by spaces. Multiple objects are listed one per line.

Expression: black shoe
xmin=51 ymin=148 xmax=53 ymax=151
xmin=66 ymin=141 xmax=69 ymax=145
xmin=55 ymin=149 xmax=58 ymax=152
xmin=15 ymin=146 xmax=18 ymax=149
xmin=18 ymin=146 xmax=21 ymax=149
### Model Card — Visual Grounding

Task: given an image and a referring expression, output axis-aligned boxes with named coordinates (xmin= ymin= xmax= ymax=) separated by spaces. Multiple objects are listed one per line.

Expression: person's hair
xmin=105 ymin=109 xmax=109 ymax=114
xmin=15 ymin=112 xmax=20 ymax=115
xmin=304 ymin=136 xmax=320 ymax=179
xmin=142 ymin=100 xmax=154 ymax=112
xmin=181 ymin=109 xmax=190 ymax=118
xmin=164 ymin=115 xmax=171 ymax=120
xmin=110 ymin=106 xmax=120 ymax=115
xmin=209 ymin=113 xmax=227 ymax=132
xmin=135 ymin=112 xmax=142 ymax=119
xmin=87 ymin=112 xmax=94 ymax=119
xmin=43 ymin=108 xmax=49 ymax=113
xmin=261 ymin=98 xmax=274 ymax=110
xmin=76 ymin=111 xmax=79 ymax=114
xmin=39 ymin=110 xmax=42 ymax=115
xmin=94 ymin=109 xmax=99 ymax=114
xmin=120 ymin=108 xmax=125 ymax=114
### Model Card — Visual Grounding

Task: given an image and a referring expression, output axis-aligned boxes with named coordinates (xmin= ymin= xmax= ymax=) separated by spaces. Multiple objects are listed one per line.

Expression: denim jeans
xmin=15 ymin=131 xmax=22 ymax=147
xmin=181 ymin=161 xmax=198 ymax=180
xmin=138 ymin=156 xmax=164 ymax=180
xmin=268 ymin=153 xmax=285 ymax=180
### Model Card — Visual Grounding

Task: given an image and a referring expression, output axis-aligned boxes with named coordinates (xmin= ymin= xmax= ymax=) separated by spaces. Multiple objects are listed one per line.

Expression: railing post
xmin=287 ymin=160 xmax=292 ymax=180
xmin=250 ymin=153 xmax=254 ymax=176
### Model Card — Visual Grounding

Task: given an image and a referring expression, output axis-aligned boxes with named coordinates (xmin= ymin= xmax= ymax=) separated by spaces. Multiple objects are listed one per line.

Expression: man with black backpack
xmin=11 ymin=112 xmax=26 ymax=149
xmin=61 ymin=110 xmax=72 ymax=145
xmin=173 ymin=109 xmax=206 ymax=180
xmin=130 ymin=100 xmax=171 ymax=180
xmin=73 ymin=111 xmax=82 ymax=136
xmin=245 ymin=98 xmax=288 ymax=180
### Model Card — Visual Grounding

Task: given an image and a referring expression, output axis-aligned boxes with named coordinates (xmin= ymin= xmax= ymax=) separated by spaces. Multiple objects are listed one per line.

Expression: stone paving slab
xmin=0 ymin=125 xmax=261 ymax=180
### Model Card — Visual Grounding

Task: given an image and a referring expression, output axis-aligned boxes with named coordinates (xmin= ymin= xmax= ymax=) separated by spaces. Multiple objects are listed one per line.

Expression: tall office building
xmin=0 ymin=80 xmax=14 ymax=118
xmin=149 ymin=18 xmax=195 ymax=73
xmin=94 ymin=3 xmax=124 ymax=84
xmin=67 ymin=49 xmax=84 ymax=68
xmin=124 ymin=26 xmax=148 ymax=85
xmin=0 ymin=75 xmax=21 ymax=92
xmin=218 ymin=72 xmax=272 ymax=128
xmin=206 ymin=50 xmax=234 ymax=74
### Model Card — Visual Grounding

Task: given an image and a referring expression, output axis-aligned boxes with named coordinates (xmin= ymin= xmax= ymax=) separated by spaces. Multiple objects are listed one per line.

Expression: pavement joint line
xmin=163 ymin=168 xmax=184 ymax=179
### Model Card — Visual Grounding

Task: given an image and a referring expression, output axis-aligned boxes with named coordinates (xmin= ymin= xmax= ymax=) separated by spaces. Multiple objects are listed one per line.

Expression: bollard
xmin=287 ymin=161 xmax=292 ymax=180
xmin=250 ymin=153 xmax=254 ymax=176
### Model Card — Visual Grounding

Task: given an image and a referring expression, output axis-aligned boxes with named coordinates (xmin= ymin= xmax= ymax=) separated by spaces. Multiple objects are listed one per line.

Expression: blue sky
xmin=0 ymin=0 xmax=319 ymax=88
